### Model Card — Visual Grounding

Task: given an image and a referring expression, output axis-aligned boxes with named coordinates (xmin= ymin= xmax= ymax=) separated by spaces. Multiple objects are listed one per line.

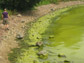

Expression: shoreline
xmin=9 ymin=5 xmax=84 ymax=63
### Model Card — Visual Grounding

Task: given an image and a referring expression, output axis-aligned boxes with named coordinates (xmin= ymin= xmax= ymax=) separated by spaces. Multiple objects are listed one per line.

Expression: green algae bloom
xmin=9 ymin=5 xmax=84 ymax=63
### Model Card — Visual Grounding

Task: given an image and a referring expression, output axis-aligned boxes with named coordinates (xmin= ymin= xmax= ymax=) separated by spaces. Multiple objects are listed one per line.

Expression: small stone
xmin=21 ymin=26 xmax=25 ymax=29
xmin=37 ymin=37 xmax=40 ymax=39
xmin=16 ymin=34 xmax=24 ymax=39
xmin=38 ymin=50 xmax=48 ymax=59
xmin=49 ymin=35 xmax=54 ymax=38
xmin=64 ymin=60 xmax=70 ymax=63
xmin=51 ymin=8 xmax=54 ymax=11
xmin=36 ymin=42 xmax=43 ymax=46
xmin=17 ymin=14 xmax=22 ymax=17
xmin=58 ymin=53 xmax=66 ymax=58
xmin=21 ymin=20 xmax=25 ymax=23
xmin=38 ymin=50 xmax=47 ymax=55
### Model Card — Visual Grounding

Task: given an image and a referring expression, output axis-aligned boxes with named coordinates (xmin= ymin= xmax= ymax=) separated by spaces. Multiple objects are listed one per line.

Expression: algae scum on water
xmin=43 ymin=5 xmax=84 ymax=63
xmin=9 ymin=5 xmax=84 ymax=63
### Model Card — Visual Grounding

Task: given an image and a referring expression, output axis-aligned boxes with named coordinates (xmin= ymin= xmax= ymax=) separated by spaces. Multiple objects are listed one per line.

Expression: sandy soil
xmin=0 ymin=1 xmax=84 ymax=63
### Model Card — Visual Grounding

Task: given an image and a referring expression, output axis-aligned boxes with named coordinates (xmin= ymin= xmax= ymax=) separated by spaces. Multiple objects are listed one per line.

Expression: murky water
xmin=43 ymin=5 xmax=84 ymax=63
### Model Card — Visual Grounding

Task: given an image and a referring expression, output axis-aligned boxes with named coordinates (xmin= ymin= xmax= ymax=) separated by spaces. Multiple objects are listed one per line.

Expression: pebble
xmin=16 ymin=34 xmax=24 ymax=39
xmin=36 ymin=42 xmax=43 ymax=46
xmin=38 ymin=50 xmax=47 ymax=55
xmin=17 ymin=14 xmax=22 ymax=17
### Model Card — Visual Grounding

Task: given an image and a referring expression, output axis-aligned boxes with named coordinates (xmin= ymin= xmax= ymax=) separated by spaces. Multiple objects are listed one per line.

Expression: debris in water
xmin=58 ymin=53 xmax=66 ymax=58
xmin=49 ymin=35 xmax=54 ymax=38
xmin=64 ymin=60 xmax=70 ymax=63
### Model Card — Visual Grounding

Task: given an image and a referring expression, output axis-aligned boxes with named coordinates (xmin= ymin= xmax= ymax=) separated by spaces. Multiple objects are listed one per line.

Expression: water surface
xmin=43 ymin=5 xmax=84 ymax=63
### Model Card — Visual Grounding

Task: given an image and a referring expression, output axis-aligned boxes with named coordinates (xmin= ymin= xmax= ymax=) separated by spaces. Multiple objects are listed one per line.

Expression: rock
xmin=37 ymin=37 xmax=40 ymax=39
xmin=58 ymin=53 xmax=66 ymax=58
xmin=49 ymin=35 xmax=54 ymax=38
xmin=16 ymin=34 xmax=24 ymax=39
xmin=17 ymin=14 xmax=22 ymax=17
xmin=43 ymin=61 xmax=50 ymax=63
xmin=38 ymin=50 xmax=48 ymax=59
xmin=38 ymin=50 xmax=47 ymax=55
xmin=21 ymin=26 xmax=25 ymax=29
xmin=21 ymin=20 xmax=25 ymax=23
xmin=51 ymin=8 xmax=54 ymax=11
xmin=36 ymin=42 xmax=43 ymax=46
xmin=64 ymin=60 xmax=70 ymax=63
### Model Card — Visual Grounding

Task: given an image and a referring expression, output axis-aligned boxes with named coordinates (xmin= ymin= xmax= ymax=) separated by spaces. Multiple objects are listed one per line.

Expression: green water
xmin=43 ymin=6 xmax=84 ymax=63
xmin=9 ymin=5 xmax=84 ymax=63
